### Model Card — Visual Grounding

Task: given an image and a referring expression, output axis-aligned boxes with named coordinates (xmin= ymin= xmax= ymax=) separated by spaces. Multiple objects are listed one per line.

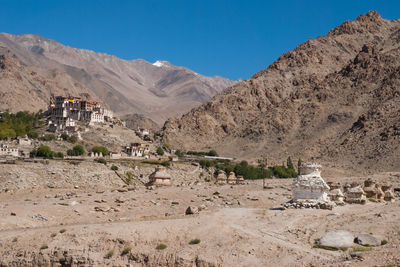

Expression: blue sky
xmin=0 ymin=0 xmax=398 ymax=80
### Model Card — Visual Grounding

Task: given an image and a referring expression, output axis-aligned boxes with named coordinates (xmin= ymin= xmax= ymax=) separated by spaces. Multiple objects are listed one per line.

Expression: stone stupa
xmin=285 ymin=163 xmax=335 ymax=210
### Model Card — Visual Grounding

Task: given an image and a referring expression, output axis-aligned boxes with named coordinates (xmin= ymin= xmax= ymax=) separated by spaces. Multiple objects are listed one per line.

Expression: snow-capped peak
xmin=153 ymin=60 xmax=169 ymax=68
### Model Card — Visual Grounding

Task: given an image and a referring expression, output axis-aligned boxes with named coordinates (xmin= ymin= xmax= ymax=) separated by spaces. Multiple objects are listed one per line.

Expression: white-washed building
xmin=48 ymin=96 xmax=112 ymax=131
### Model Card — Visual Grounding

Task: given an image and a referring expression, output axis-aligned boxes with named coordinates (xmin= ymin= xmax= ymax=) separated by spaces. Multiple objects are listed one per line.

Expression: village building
xmin=0 ymin=144 xmax=19 ymax=157
xmin=136 ymin=128 xmax=151 ymax=141
xmin=124 ymin=143 xmax=150 ymax=157
xmin=148 ymin=166 xmax=172 ymax=186
xmin=48 ymin=95 xmax=113 ymax=132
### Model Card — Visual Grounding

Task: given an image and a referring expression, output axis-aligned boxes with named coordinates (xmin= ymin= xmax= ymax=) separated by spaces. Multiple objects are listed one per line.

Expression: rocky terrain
xmin=0 ymin=160 xmax=399 ymax=266
xmin=0 ymin=33 xmax=235 ymax=124
xmin=162 ymin=11 xmax=400 ymax=172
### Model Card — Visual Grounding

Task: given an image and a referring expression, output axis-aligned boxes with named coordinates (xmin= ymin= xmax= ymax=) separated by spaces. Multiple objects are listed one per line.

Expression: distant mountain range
xmin=162 ymin=11 xmax=400 ymax=172
xmin=0 ymin=33 xmax=235 ymax=124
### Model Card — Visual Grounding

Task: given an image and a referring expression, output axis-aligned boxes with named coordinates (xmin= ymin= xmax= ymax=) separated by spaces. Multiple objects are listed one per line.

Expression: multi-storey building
xmin=48 ymin=96 xmax=113 ymax=132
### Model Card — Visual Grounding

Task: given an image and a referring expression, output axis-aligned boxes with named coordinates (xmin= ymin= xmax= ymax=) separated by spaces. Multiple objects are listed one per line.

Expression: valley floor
xmin=0 ymin=161 xmax=399 ymax=266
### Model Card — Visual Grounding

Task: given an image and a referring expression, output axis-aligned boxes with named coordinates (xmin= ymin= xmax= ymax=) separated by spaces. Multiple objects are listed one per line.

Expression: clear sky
xmin=0 ymin=0 xmax=398 ymax=80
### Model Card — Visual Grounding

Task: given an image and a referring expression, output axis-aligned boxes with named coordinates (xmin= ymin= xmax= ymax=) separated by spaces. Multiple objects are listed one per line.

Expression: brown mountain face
xmin=162 ymin=11 xmax=400 ymax=172
xmin=0 ymin=33 xmax=235 ymax=124
xmin=121 ymin=113 xmax=159 ymax=133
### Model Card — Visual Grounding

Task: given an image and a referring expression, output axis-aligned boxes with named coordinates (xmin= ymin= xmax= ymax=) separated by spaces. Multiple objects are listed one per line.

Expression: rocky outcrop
xmin=162 ymin=11 xmax=400 ymax=172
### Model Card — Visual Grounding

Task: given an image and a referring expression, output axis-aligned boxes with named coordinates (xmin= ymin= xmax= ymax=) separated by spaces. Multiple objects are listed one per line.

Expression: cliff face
xmin=162 ymin=11 xmax=400 ymax=171
xmin=0 ymin=33 xmax=235 ymax=124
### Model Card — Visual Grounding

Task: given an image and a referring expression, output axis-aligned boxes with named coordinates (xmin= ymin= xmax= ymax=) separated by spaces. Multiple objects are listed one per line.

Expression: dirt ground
xmin=0 ymin=160 xmax=399 ymax=266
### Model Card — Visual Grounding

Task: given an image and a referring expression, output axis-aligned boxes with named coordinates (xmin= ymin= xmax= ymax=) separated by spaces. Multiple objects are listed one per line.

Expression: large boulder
xmin=355 ymin=233 xmax=381 ymax=247
xmin=319 ymin=230 xmax=354 ymax=248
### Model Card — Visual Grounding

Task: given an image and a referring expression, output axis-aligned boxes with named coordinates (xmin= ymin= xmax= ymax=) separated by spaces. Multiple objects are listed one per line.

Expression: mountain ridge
xmin=0 ymin=33 xmax=235 ymax=124
xmin=161 ymin=11 xmax=400 ymax=172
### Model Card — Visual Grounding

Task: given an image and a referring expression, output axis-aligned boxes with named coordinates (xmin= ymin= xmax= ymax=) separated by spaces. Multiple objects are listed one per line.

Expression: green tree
xmin=34 ymin=145 xmax=53 ymax=158
xmin=156 ymin=146 xmax=164 ymax=156
xmin=60 ymin=133 xmax=69 ymax=140
xmin=207 ymin=150 xmax=218 ymax=157
xmin=92 ymin=146 xmax=109 ymax=156
xmin=287 ymin=157 xmax=294 ymax=170
xmin=297 ymin=158 xmax=302 ymax=173
xmin=68 ymin=145 xmax=85 ymax=156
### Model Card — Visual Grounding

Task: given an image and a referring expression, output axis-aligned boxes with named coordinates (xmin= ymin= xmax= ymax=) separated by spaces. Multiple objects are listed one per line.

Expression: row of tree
xmin=31 ymin=145 xmax=109 ymax=158
xmin=199 ymin=157 xmax=301 ymax=179
xmin=0 ymin=111 xmax=43 ymax=140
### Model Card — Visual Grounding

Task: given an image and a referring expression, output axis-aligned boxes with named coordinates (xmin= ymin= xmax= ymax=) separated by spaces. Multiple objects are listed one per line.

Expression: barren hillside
xmin=162 ymin=11 xmax=400 ymax=172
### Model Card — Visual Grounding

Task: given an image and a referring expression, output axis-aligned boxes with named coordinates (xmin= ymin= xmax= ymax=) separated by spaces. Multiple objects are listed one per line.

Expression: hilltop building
xmin=48 ymin=96 xmax=113 ymax=132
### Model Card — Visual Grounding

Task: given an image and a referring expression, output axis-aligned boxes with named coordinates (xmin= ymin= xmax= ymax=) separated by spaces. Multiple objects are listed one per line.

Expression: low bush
xmin=156 ymin=146 xmax=164 ymax=156
xmin=189 ymin=239 xmax=201 ymax=245
xmin=39 ymin=134 xmax=56 ymax=141
xmin=105 ymin=249 xmax=114 ymax=259
xmin=143 ymin=160 xmax=170 ymax=167
xmin=59 ymin=228 xmax=66 ymax=233
xmin=40 ymin=244 xmax=49 ymax=250
xmin=95 ymin=158 xmax=107 ymax=165
xmin=121 ymin=246 xmax=132 ymax=256
xmin=111 ymin=165 xmax=118 ymax=171
xmin=156 ymin=243 xmax=167 ymax=250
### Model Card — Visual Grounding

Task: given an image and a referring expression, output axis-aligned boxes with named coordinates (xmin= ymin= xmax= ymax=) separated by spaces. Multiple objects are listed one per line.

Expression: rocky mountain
xmin=162 ymin=11 xmax=400 ymax=172
xmin=0 ymin=33 xmax=235 ymax=124
xmin=121 ymin=113 xmax=159 ymax=133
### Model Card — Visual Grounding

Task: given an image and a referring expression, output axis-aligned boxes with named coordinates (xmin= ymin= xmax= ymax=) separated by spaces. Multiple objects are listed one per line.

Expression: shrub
xmin=156 ymin=243 xmax=167 ymax=250
xmin=55 ymin=152 xmax=64 ymax=158
xmin=189 ymin=239 xmax=201 ymax=245
xmin=92 ymin=146 xmax=109 ymax=156
xmin=175 ymin=150 xmax=184 ymax=157
xmin=68 ymin=135 xmax=78 ymax=143
xmin=121 ymin=246 xmax=132 ymax=256
xmin=126 ymin=171 xmax=133 ymax=182
xmin=40 ymin=244 xmax=49 ymax=250
xmin=105 ymin=249 xmax=114 ymax=259
xmin=95 ymin=158 xmax=107 ymax=165
xmin=40 ymin=134 xmax=56 ymax=141
xmin=32 ymin=145 xmax=54 ymax=158
xmin=163 ymin=143 xmax=170 ymax=150
xmin=111 ymin=165 xmax=118 ymax=171
xmin=60 ymin=133 xmax=69 ymax=140
xmin=27 ymin=131 xmax=38 ymax=139
xmin=156 ymin=147 xmax=164 ymax=156
xmin=50 ymin=233 xmax=57 ymax=237
xmin=59 ymin=228 xmax=66 ymax=233
xmin=381 ymin=239 xmax=388 ymax=245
